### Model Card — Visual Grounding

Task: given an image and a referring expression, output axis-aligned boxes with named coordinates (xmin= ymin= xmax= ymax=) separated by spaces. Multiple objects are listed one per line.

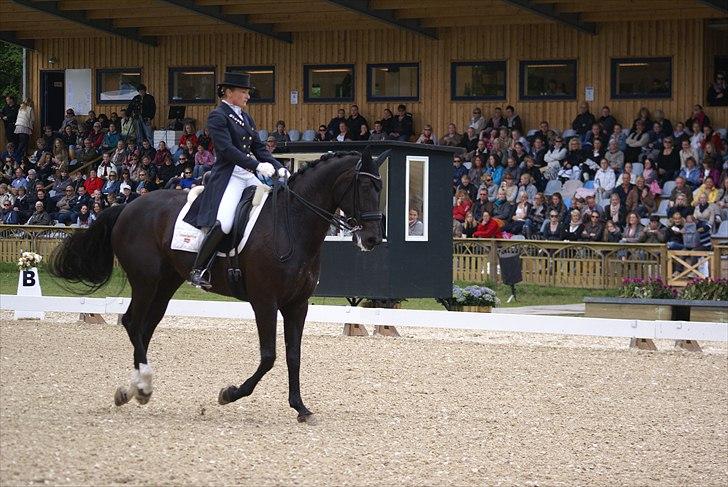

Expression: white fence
xmin=1 ymin=295 xmax=726 ymax=343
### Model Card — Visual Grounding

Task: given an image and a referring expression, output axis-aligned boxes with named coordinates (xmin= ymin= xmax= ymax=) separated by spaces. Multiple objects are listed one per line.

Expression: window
xmin=304 ymin=64 xmax=354 ymax=102
xmin=405 ymin=156 xmax=428 ymax=241
xmin=227 ymin=65 xmax=275 ymax=103
xmin=367 ymin=63 xmax=419 ymax=101
xmin=519 ymin=60 xmax=577 ymax=100
xmin=326 ymin=154 xmax=389 ymax=241
xmin=611 ymin=57 xmax=672 ymax=99
xmin=168 ymin=67 xmax=216 ymax=103
xmin=96 ymin=68 xmax=142 ymax=103
xmin=451 ymin=61 xmax=507 ymax=100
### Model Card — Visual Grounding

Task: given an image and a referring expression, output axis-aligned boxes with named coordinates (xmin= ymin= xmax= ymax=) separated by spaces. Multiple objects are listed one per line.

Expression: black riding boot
xmin=188 ymin=221 xmax=226 ymax=289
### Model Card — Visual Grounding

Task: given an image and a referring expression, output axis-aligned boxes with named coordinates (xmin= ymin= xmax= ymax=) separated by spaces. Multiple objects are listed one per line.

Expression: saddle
xmin=218 ymin=185 xmax=258 ymax=253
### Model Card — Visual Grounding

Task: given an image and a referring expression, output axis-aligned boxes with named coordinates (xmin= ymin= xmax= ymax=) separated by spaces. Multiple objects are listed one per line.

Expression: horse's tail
xmin=48 ymin=204 xmax=126 ymax=293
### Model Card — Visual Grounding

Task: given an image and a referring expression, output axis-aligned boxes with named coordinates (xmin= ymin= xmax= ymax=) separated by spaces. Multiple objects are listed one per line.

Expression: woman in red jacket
xmin=452 ymin=191 xmax=472 ymax=223
xmin=473 ymin=211 xmax=504 ymax=238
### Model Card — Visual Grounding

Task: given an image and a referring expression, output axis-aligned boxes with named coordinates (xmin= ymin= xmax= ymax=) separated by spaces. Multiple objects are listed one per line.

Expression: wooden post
xmin=675 ymin=339 xmax=702 ymax=352
xmin=374 ymin=325 xmax=401 ymax=337
xmin=630 ymin=338 xmax=657 ymax=351
xmin=79 ymin=313 xmax=107 ymax=324
xmin=342 ymin=324 xmax=368 ymax=336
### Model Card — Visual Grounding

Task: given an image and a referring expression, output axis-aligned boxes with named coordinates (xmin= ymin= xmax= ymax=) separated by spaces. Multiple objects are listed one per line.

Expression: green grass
xmin=1 ymin=262 xmax=618 ymax=309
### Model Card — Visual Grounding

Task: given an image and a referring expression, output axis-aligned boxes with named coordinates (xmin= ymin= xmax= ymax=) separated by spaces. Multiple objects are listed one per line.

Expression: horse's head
xmin=338 ymin=148 xmax=389 ymax=251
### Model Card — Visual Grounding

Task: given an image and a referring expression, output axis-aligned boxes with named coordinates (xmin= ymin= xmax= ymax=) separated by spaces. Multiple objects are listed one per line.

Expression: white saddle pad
xmin=171 ymin=184 xmax=271 ymax=256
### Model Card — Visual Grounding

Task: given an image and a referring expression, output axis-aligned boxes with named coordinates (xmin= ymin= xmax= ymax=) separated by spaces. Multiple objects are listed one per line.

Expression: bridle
xmin=270 ymin=156 xmax=382 ymax=261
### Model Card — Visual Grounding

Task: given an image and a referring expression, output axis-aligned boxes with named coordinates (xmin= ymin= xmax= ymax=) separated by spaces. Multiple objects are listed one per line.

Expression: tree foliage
xmin=0 ymin=41 xmax=23 ymax=105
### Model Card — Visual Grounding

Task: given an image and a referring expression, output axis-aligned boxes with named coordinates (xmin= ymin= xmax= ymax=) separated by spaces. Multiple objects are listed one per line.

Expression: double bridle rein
xmin=271 ymin=157 xmax=382 ymax=261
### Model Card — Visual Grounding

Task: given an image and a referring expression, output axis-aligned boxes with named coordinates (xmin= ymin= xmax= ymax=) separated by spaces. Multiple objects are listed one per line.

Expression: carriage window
xmin=326 ymin=155 xmax=389 ymax=241
xmin=168 ymin=67 xmax=216 ymax=104
xmin=611 ymin=57 xmax=672 ymax=99
xmin=304 ymin=64 xmax=354 ymax=102
xmin=519 ymin=60 xmax=577 ymax=100
xmin=406 ymin=156 xmax=428 ymax=241
xmin=227 ymin=65 xmax=275 ymax=103
xmin=97 ymin=68 xmax=142 ymax=103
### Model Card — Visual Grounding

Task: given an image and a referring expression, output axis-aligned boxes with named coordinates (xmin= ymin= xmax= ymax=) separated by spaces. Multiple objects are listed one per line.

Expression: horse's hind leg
xmin=218 ymin=301 xmax=277 ymax=405
xmin=115 ymin=275 xmax=182 ymax=406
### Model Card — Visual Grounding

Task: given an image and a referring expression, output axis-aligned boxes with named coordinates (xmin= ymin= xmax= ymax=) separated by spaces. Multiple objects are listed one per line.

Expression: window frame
xmin=96 ymin=67 xmax=143 ymax=104
xmin=610 ymin=57 xmax=673 ymax=100
xmin=226 ymin=65 xmax=276 ymax=103
xmin=303 ymin=64 xmax=355 ymax=103
xmin=450 ymin=61 xmax=507 ymax=101
xmin=519 ymin=59 xmax=578 ymax=101
xmin=405 ymin=155 xmax=429 ymax=242
xmin=167 ymin=66 xmax=216 ymax=104
xmin=366 ymin=62 xmax=420 ymax=102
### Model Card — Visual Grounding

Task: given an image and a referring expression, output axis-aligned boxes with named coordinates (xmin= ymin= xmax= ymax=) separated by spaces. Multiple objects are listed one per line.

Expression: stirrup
xmin=189 ymin=268 xmax=212 ymax=289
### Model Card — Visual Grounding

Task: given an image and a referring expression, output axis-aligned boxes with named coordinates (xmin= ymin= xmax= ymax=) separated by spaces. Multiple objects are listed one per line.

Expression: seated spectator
xmin=156 ymin=155 xmax=177 ymax=188
xmin=670 ymin=176 xmax=694 ymax=206
xmin=460 ymin=127 xmax=478 ymax=153
xmin=468 ymin=107 xmax=485 ymax=133
xmin=50 ymin=169 xmax=71 ymax=198
xmin=1 ymin=199 xmax=18 ymax=224
xmin=175 ymin=168 xmax=197 ymax=191
xmin=581 ymin=211 xmax=604 ymax=242
xmin=544 ymin=137 xmax=566 ymax=180
xmin=717 ymin=178 xmax=728 ymax=223
xmin=501 ymin=173 xmax=518 ymax=204
xmin=562 ymin=209 xmax=584 ymax=241
xmin=603 ymin=219 xmax=622 ymax=242
xmin=689 ymin=121 xmax=705 ymax=154
xmin=51 ymin=185 xmax=74 ymax=223
xmin=490 ymin=188 xmax=514 ymax=221
xmin=523 ymin=192 xmax=547 ymax=238
xmin=152 ymin=141 xmax=171 ymax=167
xmin=505 ymin=105 xmax=523 ymax=134
xmin=193 ymin=144 xmax=214 ymax=178
xmin=457 ymin=174 xmax=478 ymax=202
xmin=408 ymin=208 xmax=424 ymax=236
xmin=530 ymin=137 xmax=547 ymax=169
xmin=541 ymin=209 xmax=564 ymax=240
xmin=272 ymin=120 xmax=290 ymax=143
xmin=609 ymin=123 xmax=627 ymax=153
xmin=693 ymin=176 xmax=719 ymax=205
xmin=669 ymin=193 xmax=693 ymax=218
xmin=416 ymin=124 xmax=437 ymax=145
xmin=460 ymin=211 xmax=478 ymax=238
xmin=484 ymin=154 xmax=504 ymax=187
xmin=624 ymin=121 xmax=649 ymax=163
xmin=685 ymin=104 xmax=711 ymax=130
xmin=336 ymin=122 xmax=352 ymax=142
xmin=75 ymin=204 xmax=93 ymax=228
xmin=479 ymin=174 xmax=498 ymax=203
xmin=626 ymin=176 xmax=656 ymax=217
xmin=139 ymin=138 xmax=156 ymax=161
xmin=673 ymin=122 xmax=689 ymax=145
xmin=511 ymin=141 xmax=528 ymax=166
xmin=369 ymin=121 xmax=387 ymax=141
xmin=485 ymin=107 xmax=506 ymax=132
xmin=179 ymin=123 xmax=198 ymax=152
xmin=613 ymin=173 xmax=634 ymax=205
xmin=504 ymin=192 xmax=531 ymax=235
xmin=620 ymin=212 xmax=643 ymax=243
xmin=515 ymin=173 xmax=537 ymax=203
xmin=558 ymin=138 xmax=583 ymax=182
xmin=598 ymin=106 xmax=617 ymax=135
xmin=326 ymin=109 xmax=347 ymax=140
xmin=347 ymin=105 xmax=368 ymax=141
xmin=638 ymin=216 xmax=666 ymax=243
xmin=379 ymin=108 xmax=395 ymax=136
xmin=584 ymin=123 xmax=606 ymax=151
xmin=520 ymin=155 xmax=546 ymax=192
xmin=75 ymin=138 xmax=99 ymax=166
xmin=135 ymin=169 xmax=158 ymax=193
xmin=11 ymin=186 xmax=31 ymax=222
xmin=465 ymin=139 xmax=488 ymax=162
xmin=502 ymin=157 xmax=521 ymax=184
xmin=59 ymin=125 xmax=77 ymax=153
xmin=111 ymin=140 xmax=128 ymax=172
xmin=102 ymin=171 xmax=120 ymax=195
xmin=666 ymin=212 xmax=686 ymax=249
xmin=389 ymin=104 xmax=413 ymax=141
xmin=119 ymin=109 xmax=137 ymax=142
xmin=314 ymin=125 xmax=329 ymax=142
xmin=97 ymin=152 xmax=115 ymax=179
xmin=440 ymin=123 xmax=462 ymax=146
xmin=102 ymin=123 xmax=121 ymax=152
xmin=632 ymin=106 xmax=653 ymax=131
xmin=118 ymin=183 xmax=137 ymax=204
xmin=572 ymin=102 xmax=596 ymax=144
xmin=468 ymin=155 xmax=485 ymax=187
xmin=655 ymin=137 xmax=680 ymax=183
xmin=641 ymin=158 xmax=660 ymax=191
xmin=473 ymin=211 xmax=503 ymax=238
xmin=83 ymin=169 xmax=104 ymax=194
xmin=594 ymin=158 xmax=616 ymax=201
xmin=604 ymin=193 xmax=627 ymax=227
xmin=88 ymin=122 xmax=104 ymax=149
xmin=534 ymin=120 xmax=557 ymax=147
xmin=452 ymin=155 xmax=468 ymax=192
xmin=452 ymin=191 xmax=472 ymax=224
xmin=582 ymin=138 xmax=605 ymax=180
xmin=645 ymin=121 xmax=666 ymax=159
xmin=472 ymin=187 xmax=490 ymax=221
xmin=26 ymin=200 xmax=52 ymax=225
xmin=693 ymin=192 xmax=718 ymax=229
xmin=701 ymin=158 xmax=721 ymax=187
xmin=680 ymin=156 xmax=701 ymax=189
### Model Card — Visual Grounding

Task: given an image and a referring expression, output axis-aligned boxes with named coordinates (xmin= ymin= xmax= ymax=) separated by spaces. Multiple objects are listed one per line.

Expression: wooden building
xmin=1 ymin=0 xmax=727 ymax=148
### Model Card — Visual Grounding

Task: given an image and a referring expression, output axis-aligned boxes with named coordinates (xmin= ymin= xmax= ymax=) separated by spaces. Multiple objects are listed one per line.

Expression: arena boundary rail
xmin=2 ymin=295 xmax=726 ymax=344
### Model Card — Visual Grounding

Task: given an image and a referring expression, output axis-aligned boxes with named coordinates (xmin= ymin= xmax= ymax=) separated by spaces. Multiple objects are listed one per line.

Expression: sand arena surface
xmin=1 ymin=311 xmax=727 ymax=486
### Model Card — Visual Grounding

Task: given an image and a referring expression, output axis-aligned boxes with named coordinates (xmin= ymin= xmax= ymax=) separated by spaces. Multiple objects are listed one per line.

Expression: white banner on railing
xmin=1 ymin=295 xmax=726 ymax=343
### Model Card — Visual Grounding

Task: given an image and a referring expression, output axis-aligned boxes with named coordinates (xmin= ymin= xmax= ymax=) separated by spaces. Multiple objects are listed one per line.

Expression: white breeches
xmin=216 ymin=165 xmax=259 ymax=234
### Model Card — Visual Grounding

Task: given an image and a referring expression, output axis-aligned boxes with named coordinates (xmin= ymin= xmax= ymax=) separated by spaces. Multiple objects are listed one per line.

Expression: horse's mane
xmin=287 ymin=151 xmax=360 ymax=188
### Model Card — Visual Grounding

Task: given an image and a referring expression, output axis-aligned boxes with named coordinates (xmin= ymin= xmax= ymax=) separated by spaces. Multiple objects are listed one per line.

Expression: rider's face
xmin=227 ymin=87 xmax=250 ymax=108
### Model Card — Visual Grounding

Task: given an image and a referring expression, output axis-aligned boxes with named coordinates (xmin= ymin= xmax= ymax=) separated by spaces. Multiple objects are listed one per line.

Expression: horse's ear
xmin=374 ymin=149 xmax=391 ymax=169
xmin=359 ymin=146 xmax=372 ymax=170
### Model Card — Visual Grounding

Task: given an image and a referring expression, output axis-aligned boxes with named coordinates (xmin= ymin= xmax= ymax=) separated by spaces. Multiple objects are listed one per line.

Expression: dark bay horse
xmin=49 ymin=150 xmax=387 ymax=422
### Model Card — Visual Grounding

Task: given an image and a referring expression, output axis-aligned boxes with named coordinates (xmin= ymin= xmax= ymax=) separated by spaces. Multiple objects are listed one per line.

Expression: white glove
xmin=256 ymin=162 xmax=275 ymax=178
xmin=278 ymin=167 xmax=291 ymax=179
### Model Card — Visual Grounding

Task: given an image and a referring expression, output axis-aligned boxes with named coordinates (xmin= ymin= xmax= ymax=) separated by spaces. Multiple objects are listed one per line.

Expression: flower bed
xmin=437 ymin=285 xmax=499 ymax=312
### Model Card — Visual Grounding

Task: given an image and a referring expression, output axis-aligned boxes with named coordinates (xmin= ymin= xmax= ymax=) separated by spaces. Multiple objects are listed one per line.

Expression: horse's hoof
xmin=297 ymin=412 xmax=316 ymax=425
xmin=135 ymin=390 xmax=152 ymax=405
xmin=114 ymin=386 xmax=131 ymax=406
xmin=218 ymin=386 xmax=234 ymax=405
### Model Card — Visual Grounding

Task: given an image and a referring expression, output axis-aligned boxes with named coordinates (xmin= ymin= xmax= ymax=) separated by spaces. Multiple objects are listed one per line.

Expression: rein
xmin=270 ymin=159 xmax=382 ymax=261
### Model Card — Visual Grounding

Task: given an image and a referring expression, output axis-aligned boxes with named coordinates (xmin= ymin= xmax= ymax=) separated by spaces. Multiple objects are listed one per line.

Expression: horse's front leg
xmin=281 ymin=298 xmax=314 ymax=423
xmin=218 ymin=300 xmax=277 ymax=405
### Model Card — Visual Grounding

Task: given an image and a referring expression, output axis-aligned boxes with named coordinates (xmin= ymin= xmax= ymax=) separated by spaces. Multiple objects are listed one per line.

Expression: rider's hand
xmin=256 ymin=162 xmax=275 ymax=178
xmin=277 ymin=167 xmax=290 ymax=179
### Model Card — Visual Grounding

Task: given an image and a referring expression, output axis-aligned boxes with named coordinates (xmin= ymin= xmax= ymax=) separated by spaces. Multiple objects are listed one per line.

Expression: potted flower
xmin=438 ymin=285 xmax=499 ymax=312
xmin=15 ymin=251 xmax=45 ymax=320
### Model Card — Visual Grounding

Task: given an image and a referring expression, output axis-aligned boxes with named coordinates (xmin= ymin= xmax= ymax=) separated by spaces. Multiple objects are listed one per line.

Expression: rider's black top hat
xmin=217 ymin=72 xmax=254 ymax=90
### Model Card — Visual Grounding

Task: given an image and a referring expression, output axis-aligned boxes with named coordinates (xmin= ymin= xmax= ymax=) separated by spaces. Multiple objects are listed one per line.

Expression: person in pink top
xmin=193 ymin=144 xmax=215 ymax=178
